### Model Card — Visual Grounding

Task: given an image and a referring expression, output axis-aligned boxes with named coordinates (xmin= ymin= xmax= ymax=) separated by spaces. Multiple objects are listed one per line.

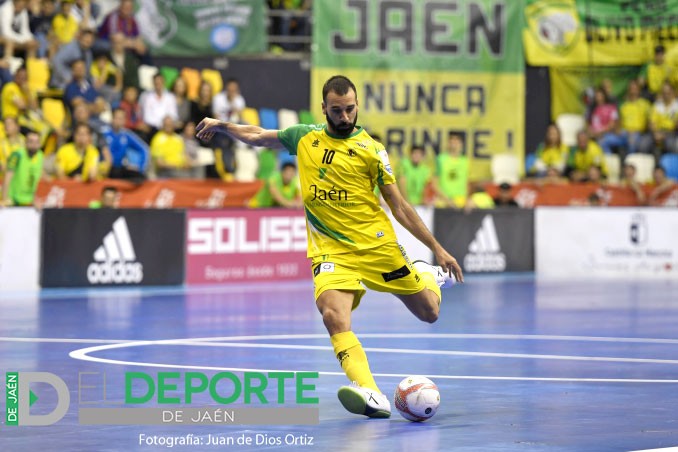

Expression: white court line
xmin=5 ymin=333 xmax=678 ymax=344
xmin=0 ymin=337 xmax=129 ymax=344
xmin=139 ymin=340 xmax=678 ymax=365
xmin=175 ymin=333 xmax=678 ymax=345
xmin=65 ymin=334 xmax=678 ymax=384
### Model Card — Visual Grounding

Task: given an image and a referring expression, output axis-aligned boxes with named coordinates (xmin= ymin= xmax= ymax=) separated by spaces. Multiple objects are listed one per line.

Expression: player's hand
xmin=196 ymin=118 xmax=224 ymax=142
xmin=434 ymin=247 xmax=464 ymax=283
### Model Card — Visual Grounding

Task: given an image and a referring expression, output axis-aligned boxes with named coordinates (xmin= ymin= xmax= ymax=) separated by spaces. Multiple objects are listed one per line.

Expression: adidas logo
xmin=463 ymin=215 xmax=506 ymax=272
xmin=87 ymin=217 xmax=144 ymax=284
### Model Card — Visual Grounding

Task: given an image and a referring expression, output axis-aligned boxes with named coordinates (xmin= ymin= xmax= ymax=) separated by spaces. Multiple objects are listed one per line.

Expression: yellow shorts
xmin=311 ymin=241 xmax=427 ymax=310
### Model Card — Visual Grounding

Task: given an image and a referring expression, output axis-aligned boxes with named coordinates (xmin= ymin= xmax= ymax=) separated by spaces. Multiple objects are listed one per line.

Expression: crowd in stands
xmin=528 ymin=44 xmax=678 ymax=205
xmin=0 ymin=0 xmax=673 ymax=209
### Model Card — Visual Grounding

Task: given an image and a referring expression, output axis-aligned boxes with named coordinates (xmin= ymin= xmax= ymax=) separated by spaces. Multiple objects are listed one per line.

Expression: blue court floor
xmin=1 ymin=275 xmax=678 ymax=452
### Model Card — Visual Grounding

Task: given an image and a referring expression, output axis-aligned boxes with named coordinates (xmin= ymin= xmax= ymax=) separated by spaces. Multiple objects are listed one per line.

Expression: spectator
xmin=398 ymin=144 xmax=432 ymax=206
xmin=101 ymin=108 xmax=149 ymax=181
xmin=530 ymin=123 xmax=568 ymax=176
xmin=150 ymin=116 xmax=191 ymax=178
xmin=648 ymin=166 xmax=677 ymax=206
xmin=1 ymin=65 xmax=55 ymax=152
xmin=90 ymin=50 xmax=122 ymax=104
xmin=70 ymin=0 xmax=99 ymax=31
xmin=109 ymin=32 xmax=140 ymax=88
xmin=181 ymin=121 xmax=203 ymax=178
xmin=493 ymin=182 xmax=519 ymax=207
xmin=190 ymin=80 xmax=214 ymax=125
xmin=639 ymin=45 xmax=672 ymax=100
xmin=0 ymin=117 xmax=26 ymax=170
xmin=89 ymin=185 xmax=119 ymax=208
xmin=566 ymin=130 xmax=607 ymax=182
xmin=140 ymin=73 xmax=178 ymax=135
xmin=619 ymin=79 xmax=653 ymax=155
xmin=1 ymin=66 xmax=36 ymax=119
xmin=586 ymin=165 xmax=604 ymax=184
xmin=63 ymin=59 xmax=107 ymax=117
xmin=54 ymin=123 xmax=101 ymax=181
xmin=118 ymin=85 xmax=147 ymax=138
xmin=97 ymin=0 xmax=146 ymax=58
xmin=648 ymin=81 xmax=678 ymax=159
xmin=0 ymin=0 xmax=39 ymax=60
xmin=250 ymin=161 xmax=302 ymax=208
xmin=172 ymin=77 xmax=191 ymax=129
xmin=589 ymin=87 xmax=627 ymax=157
xmin=213 ymin=78 xmax=245 ymax=123
xmin=433 ymin=131 xmax=468 ymax=208
xmin=1 ymin=130 xmax=43 ymax=206
xmin=50 ymin=28 xmax=95 ymax=89
xmin=619 ymin=163 xmax=646 ymax=204
xmin=541 ymin=166 xmax=569 ymax=185
xmin=70 ymin=101 xmax=107 ymax=143
xmin=51 ymin=0 xmax=78 ymax=47
xmin=464 ymin=184 xmax=495 ymax=213
xmin=29 ymin=0 xmax=56 ymax=59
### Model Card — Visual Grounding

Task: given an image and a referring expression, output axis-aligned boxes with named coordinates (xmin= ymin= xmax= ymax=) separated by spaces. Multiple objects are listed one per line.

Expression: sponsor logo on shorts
xmin=314 ymin=262 xmax=335 ymax=277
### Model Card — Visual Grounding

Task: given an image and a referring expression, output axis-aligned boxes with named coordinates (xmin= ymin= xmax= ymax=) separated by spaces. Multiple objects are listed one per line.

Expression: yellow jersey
xmin=278 ymin=124 xmax=397 ymax=258
xmin=150 ymin=131 xmax=186 ymax=168
xmin=55 ymin=143 xmax=99 ymax=181
xmin=1 ymin=82 xmax=27 ymax=119
xmin=620 ymin=97 xmax=651 ymax=132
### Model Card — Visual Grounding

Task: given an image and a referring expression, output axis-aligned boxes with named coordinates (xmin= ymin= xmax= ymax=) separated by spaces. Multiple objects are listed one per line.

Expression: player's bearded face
xmin=326 ymin=111 xmax=358 ymax=138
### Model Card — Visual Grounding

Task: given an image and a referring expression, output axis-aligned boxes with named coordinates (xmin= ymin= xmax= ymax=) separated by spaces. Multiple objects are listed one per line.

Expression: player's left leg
xmin=312 ymin=256 xmax=391 ymax=418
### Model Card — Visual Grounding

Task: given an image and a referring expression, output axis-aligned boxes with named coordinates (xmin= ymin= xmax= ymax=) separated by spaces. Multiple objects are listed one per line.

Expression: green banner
xmin=524 ymin=0 xmax=678 ymax=66
xmin=136 ymin=0 xmax=267 ymax=57
xmin=312 ymin=0 xmax=525 ymax=182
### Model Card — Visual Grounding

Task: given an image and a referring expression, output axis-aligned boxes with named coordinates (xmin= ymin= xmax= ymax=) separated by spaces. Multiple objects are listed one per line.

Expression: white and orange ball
xmin=393 ymin=376 xmax=440 ymax=422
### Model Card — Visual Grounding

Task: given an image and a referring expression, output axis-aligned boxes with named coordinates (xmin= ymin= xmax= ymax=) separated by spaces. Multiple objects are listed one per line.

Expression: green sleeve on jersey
xmin=6 ymin=151 xmax=21 ymax=171
xmin=277 ymin=124 xmax=316 ymax=155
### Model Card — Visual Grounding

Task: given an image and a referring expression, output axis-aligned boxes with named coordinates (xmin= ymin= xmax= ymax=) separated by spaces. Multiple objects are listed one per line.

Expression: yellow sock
xmin=420 ymin=271 xmax=442 ymax=305
xmin=330 ymin=331 xmax=380 ymax=392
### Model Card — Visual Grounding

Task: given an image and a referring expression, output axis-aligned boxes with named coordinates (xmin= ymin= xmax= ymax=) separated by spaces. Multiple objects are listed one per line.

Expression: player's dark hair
xmin=322 ymin=75 xmax=357 ymax=103
xmin=281 ymin=162 xmax=296 ymax=171
xmin=102 ymin=185 xmax=118 ymax=194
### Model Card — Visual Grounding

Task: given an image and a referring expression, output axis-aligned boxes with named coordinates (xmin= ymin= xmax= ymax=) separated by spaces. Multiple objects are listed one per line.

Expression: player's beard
xmin=326 ymin=112 xmax=358 ymax=138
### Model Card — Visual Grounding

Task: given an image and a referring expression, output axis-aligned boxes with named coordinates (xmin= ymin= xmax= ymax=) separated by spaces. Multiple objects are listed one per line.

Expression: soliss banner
xmin=523 ymin=0 xmax=678 ymax=66
xmin=433 ymin=209 xmax=535 ymax=273
xmin=135 ymin=0 xmax=267 ymax=56
xmin=41 ymin=209 xmax=186 ymax=287
xmin=311 ymin=0 xmax=525 ymax=182
xmin=185 ymin=209 xmax=310 ymax=284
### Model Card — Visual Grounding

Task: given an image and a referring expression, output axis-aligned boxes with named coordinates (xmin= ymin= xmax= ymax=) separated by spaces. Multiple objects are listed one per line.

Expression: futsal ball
xmin=394 ymin=376 xmax=440 ymax=422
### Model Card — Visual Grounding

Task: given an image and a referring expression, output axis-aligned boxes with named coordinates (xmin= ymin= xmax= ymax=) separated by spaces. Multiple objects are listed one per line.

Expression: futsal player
xmin=196 ymin=75 xmax=463 ymax=418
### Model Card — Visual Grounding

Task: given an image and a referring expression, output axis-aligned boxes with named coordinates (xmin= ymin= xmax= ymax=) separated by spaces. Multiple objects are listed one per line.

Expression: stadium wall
xmin=3 ymin=207 xmax=676 ymax=291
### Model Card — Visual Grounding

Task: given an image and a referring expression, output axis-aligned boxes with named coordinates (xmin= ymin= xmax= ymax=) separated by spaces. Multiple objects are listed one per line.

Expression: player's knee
xmin=422 ymin=308 xmax=439 ymax=324
xmin=321 ymin=307 xmax=350 ymax=332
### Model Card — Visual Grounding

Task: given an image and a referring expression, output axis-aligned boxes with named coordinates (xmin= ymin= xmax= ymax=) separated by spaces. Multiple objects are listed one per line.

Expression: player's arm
xmin=380 ymin=182 xmax=464 ymax=283
xmin=196 ymin=117 xmax=284 ymax=149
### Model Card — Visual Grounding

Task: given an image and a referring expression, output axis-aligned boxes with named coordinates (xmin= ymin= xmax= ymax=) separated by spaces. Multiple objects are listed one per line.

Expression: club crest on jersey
xmin=347 ymin=149 xmax=356 ymax=157
xmin=312 ymin=139 xmax=320 ymax=147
